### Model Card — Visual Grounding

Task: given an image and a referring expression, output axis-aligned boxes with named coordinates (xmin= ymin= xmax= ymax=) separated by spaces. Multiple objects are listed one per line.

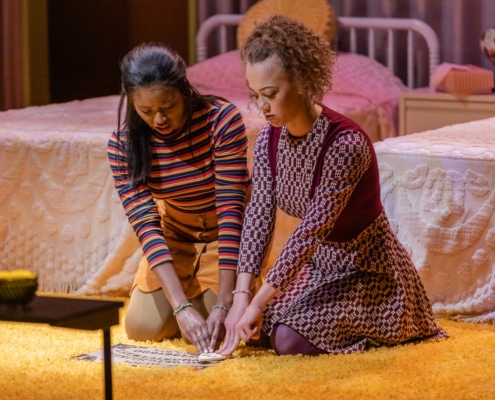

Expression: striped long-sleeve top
xmin=108 ymin=99 xmax=249 ymax=271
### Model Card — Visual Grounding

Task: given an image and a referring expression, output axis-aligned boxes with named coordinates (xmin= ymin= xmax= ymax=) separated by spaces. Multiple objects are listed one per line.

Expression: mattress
xmin=375 ymin=117 xmax=495 ymax=322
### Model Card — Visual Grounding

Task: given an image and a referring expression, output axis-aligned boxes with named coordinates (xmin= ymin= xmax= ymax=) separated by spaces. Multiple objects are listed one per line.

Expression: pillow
xmin=187 ymin=50 xmax=408 ymax=101
xmin=236 ymin=0 xmax=337 ymax=48
xmin=331 ymin=52 xmax=408 ymax=102
xmin=186 ymin=50 xmax=247 ymax=95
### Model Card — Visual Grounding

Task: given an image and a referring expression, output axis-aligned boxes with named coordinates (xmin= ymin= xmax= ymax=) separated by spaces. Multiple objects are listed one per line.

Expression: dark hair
xmin=240 ymin=15 xmax=335 ymax=107
xmin=118 ymin=42 xmax=213 ymax=183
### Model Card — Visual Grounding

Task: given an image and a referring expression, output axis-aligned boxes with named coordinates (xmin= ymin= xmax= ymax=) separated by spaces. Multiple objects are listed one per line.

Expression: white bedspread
xmin=0 ymin=96 xmax=141 ymax=295
xmin=375 ymin=117 xmax=495 ymax=322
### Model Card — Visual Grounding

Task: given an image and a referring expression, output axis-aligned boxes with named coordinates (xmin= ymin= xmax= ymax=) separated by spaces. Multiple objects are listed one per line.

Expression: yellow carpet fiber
xmin=1 ymin=295 xmax=495 ymax=400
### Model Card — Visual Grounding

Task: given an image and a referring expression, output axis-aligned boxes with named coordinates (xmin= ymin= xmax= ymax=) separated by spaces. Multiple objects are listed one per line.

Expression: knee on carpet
xmin=271 ymin=324 xmax=326 ymax=356
xmin=125 ymin=313 xmax=179 ymax=342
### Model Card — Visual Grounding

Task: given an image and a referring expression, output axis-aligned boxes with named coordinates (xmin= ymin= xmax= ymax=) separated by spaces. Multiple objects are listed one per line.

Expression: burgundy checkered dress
xmin=238 ymin=106 xmax=448 ymax=354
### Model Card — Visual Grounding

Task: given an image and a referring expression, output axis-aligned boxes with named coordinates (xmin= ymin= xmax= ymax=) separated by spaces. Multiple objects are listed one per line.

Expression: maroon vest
xmin=267 ymin=106 xmax=383 ymax=242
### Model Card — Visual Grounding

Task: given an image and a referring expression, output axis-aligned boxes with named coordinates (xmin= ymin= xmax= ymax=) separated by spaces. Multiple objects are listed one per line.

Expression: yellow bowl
xmin=0 ymin=270 xmax=38 ymax=305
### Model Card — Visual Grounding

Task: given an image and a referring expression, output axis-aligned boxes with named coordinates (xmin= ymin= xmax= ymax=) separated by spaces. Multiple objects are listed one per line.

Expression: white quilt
xmin=0 ymin=96 xmax=141 ymax=295
xmin=375 ymin=117 xmax=495 ymax=322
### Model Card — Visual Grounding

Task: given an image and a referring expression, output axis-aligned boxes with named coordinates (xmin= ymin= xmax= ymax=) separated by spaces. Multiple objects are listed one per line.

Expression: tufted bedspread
xmin=375 ymin=117 xmax=495 ymax=322
xmin=0 ymin=96 xmax=141 ymax=295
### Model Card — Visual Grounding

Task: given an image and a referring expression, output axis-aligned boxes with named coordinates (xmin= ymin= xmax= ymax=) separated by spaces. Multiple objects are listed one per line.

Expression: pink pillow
xmin=187 ymin=50 xmax=247 ymax=96
xmin=331 ymin=52 xmax=407 ymax=102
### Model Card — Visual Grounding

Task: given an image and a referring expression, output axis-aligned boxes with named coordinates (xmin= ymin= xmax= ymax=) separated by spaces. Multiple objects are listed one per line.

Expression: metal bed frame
xmin=196 ymin=14 xmax=440 ymax=88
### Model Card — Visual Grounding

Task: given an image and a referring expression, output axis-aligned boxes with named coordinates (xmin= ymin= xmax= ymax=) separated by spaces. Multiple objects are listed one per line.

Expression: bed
xmin=0 ymin=96 xmax=139 ymax=295
xmin=0 ymin=14 xmax=441 ymax=299
xmin=375 ymin=117 xmax=495 ymax=323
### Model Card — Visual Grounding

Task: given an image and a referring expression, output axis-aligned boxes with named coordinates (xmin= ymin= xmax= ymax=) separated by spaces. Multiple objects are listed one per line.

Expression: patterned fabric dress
xmin=238 ymin=105 xmax=448 ymax=354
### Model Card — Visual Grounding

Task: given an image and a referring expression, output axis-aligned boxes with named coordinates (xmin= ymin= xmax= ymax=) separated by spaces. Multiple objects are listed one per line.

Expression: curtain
xmin=329 ymin=0 xmax=495 ymax=70
xmin=0 ymin=0 xmax=23 ymax=111
xmin=196 ymin=0 xmax=495 ymax=85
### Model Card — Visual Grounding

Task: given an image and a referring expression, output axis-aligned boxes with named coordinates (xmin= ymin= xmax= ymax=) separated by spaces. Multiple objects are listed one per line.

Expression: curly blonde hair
xmin=240 ymin=15 xmax=336 ymax=105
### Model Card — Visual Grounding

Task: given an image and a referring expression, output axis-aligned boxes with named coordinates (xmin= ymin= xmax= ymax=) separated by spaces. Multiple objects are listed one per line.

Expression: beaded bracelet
xmin=173 ymin=302 xmax=192 ymax=316
xmin=232 ymin=289 xmax=251 ymax=296
xmin=212 ymin=305 xmax=230 ymax=313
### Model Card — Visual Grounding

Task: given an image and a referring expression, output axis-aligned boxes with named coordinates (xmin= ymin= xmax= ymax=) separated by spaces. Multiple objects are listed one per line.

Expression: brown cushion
xmin=236 ymin=0 xmax=337 ymax=48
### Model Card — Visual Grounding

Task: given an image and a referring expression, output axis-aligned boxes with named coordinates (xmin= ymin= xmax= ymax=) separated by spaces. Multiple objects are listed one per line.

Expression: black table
xmin=0 ymin=295 xmax=124 ymax=400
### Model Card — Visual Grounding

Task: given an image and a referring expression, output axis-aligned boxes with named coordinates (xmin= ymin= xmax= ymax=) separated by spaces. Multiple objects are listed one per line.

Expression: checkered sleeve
xmin=237 ymin=124 xmax=276 ymax=276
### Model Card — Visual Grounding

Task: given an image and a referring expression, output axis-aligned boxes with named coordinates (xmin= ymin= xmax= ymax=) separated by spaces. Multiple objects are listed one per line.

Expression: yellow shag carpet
xmin=1 ymin=294 xmax=495 ymax=400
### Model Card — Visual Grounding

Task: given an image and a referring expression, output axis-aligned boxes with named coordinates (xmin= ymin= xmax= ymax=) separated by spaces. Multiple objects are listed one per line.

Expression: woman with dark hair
xmin=108 ymin=42 xmax=249 ymax=353
xmin=219 ymin=16 xmax=447 ymax=357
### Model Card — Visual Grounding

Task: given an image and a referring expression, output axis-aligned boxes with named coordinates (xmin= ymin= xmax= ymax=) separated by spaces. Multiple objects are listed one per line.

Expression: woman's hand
xmin=219 ymin=282 xmax=278 ymax=355
xmin=217 ymin=294 xmax=250 ymax=356
xmin=175 ymin=307 xmax=212 ymax=353
xmin=206 ymin=268 xmax=236 ymax=351
xmin=206 ymin=307 xmax=228 ymax=351
xmin=235 ymin=303 xmax=263 ymax=343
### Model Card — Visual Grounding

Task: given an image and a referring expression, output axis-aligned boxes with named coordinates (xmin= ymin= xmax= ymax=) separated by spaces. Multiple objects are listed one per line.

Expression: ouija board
xmin=71 ymin=343 xmax=221 ymax=369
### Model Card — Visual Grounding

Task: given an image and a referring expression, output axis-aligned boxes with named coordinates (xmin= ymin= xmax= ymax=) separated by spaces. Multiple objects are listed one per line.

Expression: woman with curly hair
xmin=108 ymin=43 xmax=250 ymax=353
xmin=219 ymin=15 xmax=447 ymax=356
